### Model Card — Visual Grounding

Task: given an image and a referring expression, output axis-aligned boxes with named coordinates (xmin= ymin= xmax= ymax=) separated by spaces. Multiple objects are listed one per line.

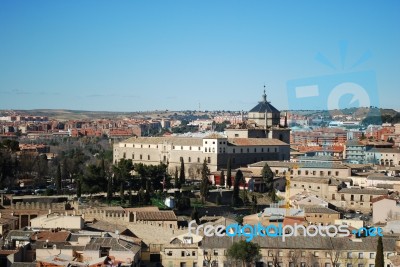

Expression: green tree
xmin=56 ymin=163 xmax=62 ymax=194
xmin=219 ymin=170 xmax=225 ymax=187
xmin=179 ymin=157 xmax=185 ymax=185
xmin=112 ymin=159 xmax=133 ymax=202
xmin=262 ymin=162 xmax=277 ymax=200
xmin=76 ymin=175 xmax=82 ymax=198
xmin=82 ymin=164 xmax=107 ymax=195
xmin=232 ymin=170 xmax=243 ymax=207
xmin=215 ymin=193 xmax=222 ymax=205
xmin=1 ymin=139 xmax=20 ymax=152
xmin=174 ymin=166 xmax=180 ymax=188
xmin=226 ymin=157 xmax=232 ymax=189
xmin=375 ymin=236 xmax=384 ymax=267
xmin=191 ymin=207 xmax=200 ymax=224
xmin=251 ymin=195 xmax=258 ymax=214
xmin=200 ymin=159 xmax=210 ymax=203
xmin=227 ymin=240 xmax=261 ymax=267
xmin=106 ymin=177 xmax=113 ymax=202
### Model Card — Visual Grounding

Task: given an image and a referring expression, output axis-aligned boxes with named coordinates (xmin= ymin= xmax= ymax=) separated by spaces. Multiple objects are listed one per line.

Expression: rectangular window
xmin=208 ymin=157 xmax=211 ymax=164
xmin=370 ymin=253 xmax=375 ymax=259
xmin=197 ymin=157 xmax=200 ymax=163
xmin=140 ymin=154 xmax=142 ymax=160
xmin=148 ymin=155 xmax=150 ymax=160
xmin=268 ymin=250 xmax=273 ymax=257
xmin=359 ymin=253 xmax=363 ymax=259
xmin=188 ymin=157 xmax=191 ymax=163
xmin=347 ymin=252 xmax=352 ymax=259
xmin=214 ymin=250 xmax=218 ymax=256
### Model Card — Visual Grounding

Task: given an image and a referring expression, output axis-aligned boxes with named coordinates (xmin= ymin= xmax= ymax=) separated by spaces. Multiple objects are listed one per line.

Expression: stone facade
xmin=113 ymin=136 xmax=290 ymax=176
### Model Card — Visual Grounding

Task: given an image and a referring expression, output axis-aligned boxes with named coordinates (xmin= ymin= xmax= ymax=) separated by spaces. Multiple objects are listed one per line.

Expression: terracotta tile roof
xmin=227 ymin=138 xmax=288 ymax=146
xmin=339 ymin=188 xmax=388 ymax=195
xmin=371 ymin=195 xmax=394 ymax=204
xmin=303 ymin=206 xmax=340 ymax=214
xmin=123 ymin=136 xmax=203 ymax=146
xmin=136 ymin=211 xmax=177 ymax=221
xmin=34 ymin=231 xmax=71 ymax=242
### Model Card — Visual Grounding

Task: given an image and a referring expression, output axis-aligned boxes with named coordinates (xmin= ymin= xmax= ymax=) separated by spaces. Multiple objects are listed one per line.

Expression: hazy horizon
xmin=1 ymin=1 xmax=399 ymax=111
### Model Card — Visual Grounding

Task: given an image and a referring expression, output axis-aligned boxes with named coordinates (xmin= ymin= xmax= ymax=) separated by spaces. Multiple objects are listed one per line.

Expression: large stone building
xmin=113 ymin=135 xmax=289 ymax=176
xmin=113 ymin=90 xmax=290 ymax=176
xmin=162 ymin=235 xmax=399 ymax=267
xmin=225 ymin=90 xmax=291 ymax=143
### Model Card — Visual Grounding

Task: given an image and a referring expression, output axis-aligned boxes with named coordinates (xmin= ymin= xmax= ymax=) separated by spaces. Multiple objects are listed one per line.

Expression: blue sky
xmin=0 ymin=1 xmax=399 ymax=112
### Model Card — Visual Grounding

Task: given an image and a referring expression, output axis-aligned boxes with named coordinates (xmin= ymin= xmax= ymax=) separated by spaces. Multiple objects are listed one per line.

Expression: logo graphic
xmin=286 ymin=42 xmax=380 ymax=121
xmin=188 ymin=220 xmax=383 ymax=242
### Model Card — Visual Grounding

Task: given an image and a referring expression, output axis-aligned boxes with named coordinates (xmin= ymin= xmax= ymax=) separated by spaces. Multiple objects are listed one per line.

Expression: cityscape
xmin=1 ymin=1 xmax=400 ymax=267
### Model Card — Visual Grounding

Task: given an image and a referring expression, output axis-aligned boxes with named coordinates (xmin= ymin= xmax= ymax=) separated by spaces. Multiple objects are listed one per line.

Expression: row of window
xmin=332 ymin=194 xmax=373 ymax=202
xmin=122 ymin=144 xmax=280 ymax=154
xmin=266 ymin=251 xmax=395 ymax=259
xmin=121 ymin=153 xmax=212 ymax=164
xmin=269 ymin=263 xmax=374 ymax=267
xmin=286 ymin=170 xmax=340 ymax=176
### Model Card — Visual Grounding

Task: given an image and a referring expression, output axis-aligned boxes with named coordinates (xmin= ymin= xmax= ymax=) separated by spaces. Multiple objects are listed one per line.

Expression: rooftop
xmin=303 ymin=206 xmax=340 ymax=214
xmin=339 ymin=187 xmax=388 ymax=195
xmin=136 ymin=211 xmax=177 ymax=221
xmin=248 ymin=161 xmax=349 ymax=169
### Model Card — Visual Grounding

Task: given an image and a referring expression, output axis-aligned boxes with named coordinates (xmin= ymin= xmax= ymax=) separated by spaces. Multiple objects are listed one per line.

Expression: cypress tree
xmin=226 ymin=157 xmax=232 ymax=189
xmin=232 ymin=170 xmax=242 ymax=207
xmin=56 ymin=163 xmax=62 ymax=194
xmin=375 ymin=236 xmax=384 ymax=267
xmin=174 ymin=166 xmax=180 ymax=189
xmin=219 ymin=170 xmax=225 ymax=187
xmin=200 ymin=159 xmax=210 ymax=203
xmin=191 ymin=207 xmax=200 ymax=224
xmin=107 ymin=177 xmax=112 ymax=202
xmin=179 ymin=157 xmax=185 ymax=185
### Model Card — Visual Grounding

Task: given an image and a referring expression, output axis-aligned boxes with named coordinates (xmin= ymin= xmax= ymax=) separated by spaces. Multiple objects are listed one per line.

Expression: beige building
xmin=30 ymin=213 xmax=84 ymax=230
xmin=372 ymin=197 xmax=400 ymax=224
xmin=113 ymin=91 xmax=291 ymax=176
xmin=193 ymin=236 xmax=398 ymax=267
xmin=303 ymin=206 xmax=341 ymax=225
xmin=248 ymin=161 xmax=352 ymax=179
xmin=114 ymin=136 xmax=290 ymax=176
xmin=331 ymin=188 xmax=389 ymax=213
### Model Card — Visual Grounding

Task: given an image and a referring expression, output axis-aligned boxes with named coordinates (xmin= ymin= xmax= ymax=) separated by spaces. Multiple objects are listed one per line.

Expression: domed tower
xmin=248 ymin=89 xmax=281 ymax=128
